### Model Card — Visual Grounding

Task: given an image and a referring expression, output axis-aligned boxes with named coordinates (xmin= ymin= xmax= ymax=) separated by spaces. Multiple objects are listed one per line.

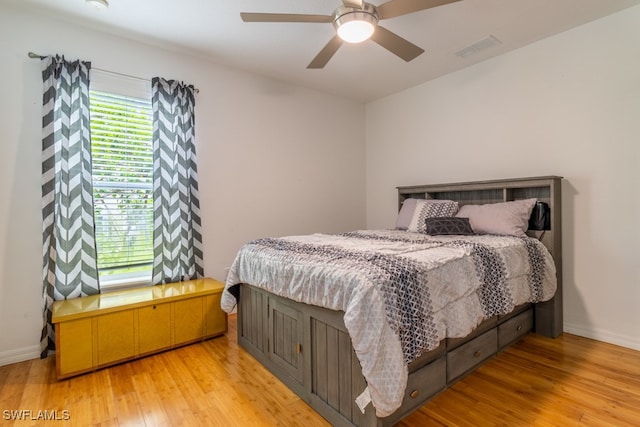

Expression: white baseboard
xmin=564 ymin=322 xmax=640 ymax=351
xmin=0 ymin=345 xmax=41 ymax=367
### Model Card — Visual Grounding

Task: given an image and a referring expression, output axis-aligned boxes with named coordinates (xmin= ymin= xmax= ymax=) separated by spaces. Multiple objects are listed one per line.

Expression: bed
xmin=221 ymin=176 xmax=563 ymax=427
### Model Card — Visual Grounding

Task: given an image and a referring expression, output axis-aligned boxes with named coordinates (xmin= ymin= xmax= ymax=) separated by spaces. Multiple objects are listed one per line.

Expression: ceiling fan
xmin=241 ymin=0 xmax=461 ymax=69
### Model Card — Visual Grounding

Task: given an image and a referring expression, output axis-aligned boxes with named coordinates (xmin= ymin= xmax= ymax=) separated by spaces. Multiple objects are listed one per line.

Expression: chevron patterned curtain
xmin=40 ymin=55 xmax=100 ymax=358
xmin=151 ymin=78 xmax=203 ymax=284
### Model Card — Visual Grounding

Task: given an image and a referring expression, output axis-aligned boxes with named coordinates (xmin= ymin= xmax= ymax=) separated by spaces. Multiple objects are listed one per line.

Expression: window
xmin=89 ymin=71 xmax=153 ymax=287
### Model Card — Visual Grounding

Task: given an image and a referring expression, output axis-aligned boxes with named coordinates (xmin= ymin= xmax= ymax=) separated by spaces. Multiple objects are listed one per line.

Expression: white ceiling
xmin=12 ymin=0 xmax=640 ymax=102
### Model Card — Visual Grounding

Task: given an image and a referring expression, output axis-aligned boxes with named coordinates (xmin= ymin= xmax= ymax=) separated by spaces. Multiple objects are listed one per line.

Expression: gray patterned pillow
xmin=425 ymin=217 xmax=475 ymax=235
xmin=407 ymin=199 xmax=459 ymax=233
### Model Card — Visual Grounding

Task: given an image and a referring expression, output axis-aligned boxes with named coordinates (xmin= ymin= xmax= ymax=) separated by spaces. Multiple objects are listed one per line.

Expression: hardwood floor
xmin=1 ymin=315 xmax=639 ymax=426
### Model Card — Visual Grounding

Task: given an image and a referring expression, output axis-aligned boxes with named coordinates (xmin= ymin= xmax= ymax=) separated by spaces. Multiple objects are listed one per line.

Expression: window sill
xmin=100 ymin=271 xmax=152 ymax=293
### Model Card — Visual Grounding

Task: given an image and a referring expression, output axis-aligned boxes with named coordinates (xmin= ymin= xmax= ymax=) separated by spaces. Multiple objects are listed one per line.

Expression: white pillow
xmin=456 ymin=198 xmax=537 ymax=237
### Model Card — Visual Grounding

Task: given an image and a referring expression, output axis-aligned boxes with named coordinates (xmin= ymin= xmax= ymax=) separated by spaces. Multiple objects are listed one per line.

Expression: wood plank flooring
xmin=1 ymin=314 xmax=639 ymax=426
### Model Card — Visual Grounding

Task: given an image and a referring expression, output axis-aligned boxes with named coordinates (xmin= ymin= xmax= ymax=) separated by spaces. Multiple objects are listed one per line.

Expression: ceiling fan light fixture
xmin=337 ymin=19 xmax=375 ymax=43
xmin=334 ymin=4 xmax=378 ymax=44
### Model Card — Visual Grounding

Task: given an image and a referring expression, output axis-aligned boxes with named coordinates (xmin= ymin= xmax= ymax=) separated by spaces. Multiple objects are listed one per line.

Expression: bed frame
xmin=236 ymin=176 xmax=563 ymax=427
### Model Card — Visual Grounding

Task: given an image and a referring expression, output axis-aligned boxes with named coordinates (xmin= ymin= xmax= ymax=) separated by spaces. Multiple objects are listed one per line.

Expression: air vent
xmin=455 ymin=35 xmax=502 ymax=58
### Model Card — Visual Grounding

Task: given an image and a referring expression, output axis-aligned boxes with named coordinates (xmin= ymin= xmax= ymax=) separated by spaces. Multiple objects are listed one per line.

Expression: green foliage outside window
xmin=90 ymin=91 xmax=153 ymax=278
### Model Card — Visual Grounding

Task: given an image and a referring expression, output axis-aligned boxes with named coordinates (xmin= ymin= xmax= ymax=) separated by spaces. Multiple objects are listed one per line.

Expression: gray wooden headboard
xmin=397 ymin=176 xmax=563 ymax=337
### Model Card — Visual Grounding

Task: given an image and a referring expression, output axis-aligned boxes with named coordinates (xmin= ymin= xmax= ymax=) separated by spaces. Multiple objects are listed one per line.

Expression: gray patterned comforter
xmin=221 ymin=230 xmax=557 ymax=417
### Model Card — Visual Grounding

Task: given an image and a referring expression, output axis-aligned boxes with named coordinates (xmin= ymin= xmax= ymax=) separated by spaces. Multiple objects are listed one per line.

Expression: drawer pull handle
xmin=474 ymin=351 xmax=481 ymax=358
xmin=153 ymin=305 xmax=157 ymax=310
xmin=410 ymin=390 xmax=419 ymax=399
xmin=517 ymin=325 xmax=523 ymax=331
xmin=296 ymin=343 xmax=302 ymax=354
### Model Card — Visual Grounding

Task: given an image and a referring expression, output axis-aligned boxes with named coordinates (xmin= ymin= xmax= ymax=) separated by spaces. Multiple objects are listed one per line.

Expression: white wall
xmin=366 ymin=6 xmax=640 ymax=350
xmin=0 ymin=4 xmax=366 ymax=364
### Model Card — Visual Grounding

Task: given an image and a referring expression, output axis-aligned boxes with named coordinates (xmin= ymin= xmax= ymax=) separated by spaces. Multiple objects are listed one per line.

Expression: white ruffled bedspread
xmin=221 ymin=230 xmax=557 ymax=417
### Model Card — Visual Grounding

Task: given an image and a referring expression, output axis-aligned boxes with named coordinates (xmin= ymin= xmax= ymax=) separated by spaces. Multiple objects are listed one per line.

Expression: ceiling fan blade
xmin=342 ymin=0 xmax=364 ymax=8
xmin=377 ymin=0 xmax=461 ymax=20
xmin=370 ymin=26 xmax=424 ymax=62
xmin=307 ymin=35 xmax=343 ymax=69
xmin=240 ymin=12 xmax=333 ymax=23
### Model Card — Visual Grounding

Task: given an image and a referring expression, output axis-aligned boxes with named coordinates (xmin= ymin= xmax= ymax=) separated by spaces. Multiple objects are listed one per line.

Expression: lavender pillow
xmin=395 ymin=199 xmax=419 ymax=230
xmin=455 ymin=198 xmax=537 ymax=237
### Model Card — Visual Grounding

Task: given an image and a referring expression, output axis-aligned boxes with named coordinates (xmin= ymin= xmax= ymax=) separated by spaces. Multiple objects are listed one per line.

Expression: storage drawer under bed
xmin=446 ymin=328 xmax=498 ymax=383
xmin=498 ymin=308 xmax=533 ymax=349
xmin=382 ymin=356 xmax=446 ymax=425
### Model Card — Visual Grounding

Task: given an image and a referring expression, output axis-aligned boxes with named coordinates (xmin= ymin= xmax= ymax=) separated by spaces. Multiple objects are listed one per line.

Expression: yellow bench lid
xmin=52 ymin=278 xmax=224 ymax=323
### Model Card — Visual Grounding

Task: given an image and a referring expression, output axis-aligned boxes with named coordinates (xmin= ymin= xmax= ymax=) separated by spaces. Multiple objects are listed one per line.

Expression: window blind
xmin=90 ymin=90 xmax=153 ymax=277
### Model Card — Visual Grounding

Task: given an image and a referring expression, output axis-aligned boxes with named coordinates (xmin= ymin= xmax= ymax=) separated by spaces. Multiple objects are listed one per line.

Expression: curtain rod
xmin=28 ymin=51 xmax=200 ymax=94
